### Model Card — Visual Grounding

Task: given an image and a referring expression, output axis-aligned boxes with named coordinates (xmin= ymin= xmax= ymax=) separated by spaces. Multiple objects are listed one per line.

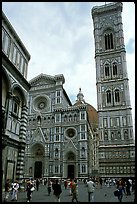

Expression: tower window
xmin=113 ymin=63 xmax=118 ymax=76
xmin=105 ymin=64 xmax=110 ymax=77
xmin=105 ymin=32 xmax=114 ymax=50
xmin=106 ymin=90 xmax=111 ymax=103
xmin=115 ymin=89 xmax=120 ymax=103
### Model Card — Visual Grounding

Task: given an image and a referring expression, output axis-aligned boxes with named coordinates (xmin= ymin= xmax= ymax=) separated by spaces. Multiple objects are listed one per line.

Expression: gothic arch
xmin=65 ymin=151 xmax=76 ymax=161
xmin=103 ymin=27 xmax=115 ymax=50
xmin=31 ymin=143 xmax=45 ymax=157
xmin=11 ymin=84 xmax=27 ymax=106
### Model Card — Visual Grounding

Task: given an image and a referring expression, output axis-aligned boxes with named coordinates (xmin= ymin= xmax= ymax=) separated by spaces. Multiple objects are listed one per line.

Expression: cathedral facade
xmin=24 ymin=74 xmax=98 ymax=179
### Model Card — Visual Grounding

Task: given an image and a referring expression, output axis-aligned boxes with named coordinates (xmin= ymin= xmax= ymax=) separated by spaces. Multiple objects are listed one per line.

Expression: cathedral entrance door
xmin=34 ymin=161 xmax=42 ymax=178
xmin=68 ymin=165 xmax=74 ymax=179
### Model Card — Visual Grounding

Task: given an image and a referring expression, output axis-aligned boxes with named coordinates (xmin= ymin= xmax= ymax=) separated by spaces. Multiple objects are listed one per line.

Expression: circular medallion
xmin=65 ymin=128 xmax=76 ymax=138
xmin=38 ymin=102 xmax=45 ymax=109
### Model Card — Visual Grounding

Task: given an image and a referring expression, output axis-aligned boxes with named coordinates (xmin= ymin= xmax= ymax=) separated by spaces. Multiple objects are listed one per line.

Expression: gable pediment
xmin=30 ymin=127 xmax=46 ymax=144
xmin=63 ymin=139 xmax=77 ymax=153
xmin=29 ymin=73 xmax=55 ymax=87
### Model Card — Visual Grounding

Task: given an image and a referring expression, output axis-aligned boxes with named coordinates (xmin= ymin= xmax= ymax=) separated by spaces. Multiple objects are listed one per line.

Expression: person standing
xmin=87 ymin=178 xmax=95 ymax=202
xmin=36 ymin=178 xmax=40 ymax=191
xmin=4 ymin=179 xmax=11 ymax=202
xmin=64 ymin=180 xmax=68 ymax=190
xmin=47 ymin=179 xmax=52 ymax=196
xmin=52 ymin=179 xmax=62 ymax=202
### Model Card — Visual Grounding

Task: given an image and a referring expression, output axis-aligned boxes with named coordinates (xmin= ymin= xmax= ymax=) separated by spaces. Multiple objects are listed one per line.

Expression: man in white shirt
xmin=87 ymin=178 xmax=95 ymax=202
xmin=11 ymin=181 xmax=19 ymax=201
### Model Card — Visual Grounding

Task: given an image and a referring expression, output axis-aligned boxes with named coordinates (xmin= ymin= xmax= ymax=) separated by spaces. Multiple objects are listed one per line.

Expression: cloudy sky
xmin=2 ymin=2 xmax=135 ymax=130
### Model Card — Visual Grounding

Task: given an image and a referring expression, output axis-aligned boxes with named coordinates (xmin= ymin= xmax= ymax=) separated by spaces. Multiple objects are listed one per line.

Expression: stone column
xmin=16 ymin=105 xmax=28 ymax=183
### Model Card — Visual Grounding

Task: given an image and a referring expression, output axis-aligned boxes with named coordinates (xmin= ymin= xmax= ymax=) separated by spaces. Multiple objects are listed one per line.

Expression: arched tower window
xmin=105 ymin=63 xmax=110 ymax=77
xmin=112 ymin=62 xmax=118 ymax=76
xmin=106 ymin=90 xmax=111 ymax=104
xmin=105 ymin=32 xmax=114 ymax=50
xmin=114 ymin=89 xmax=120 ymax=103
xmin=55 ymin=148 xmax=58 ymax=157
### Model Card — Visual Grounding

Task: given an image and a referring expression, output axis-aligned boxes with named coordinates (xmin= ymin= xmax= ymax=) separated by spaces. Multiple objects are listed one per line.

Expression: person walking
xmin=117 ymin=179 xmax=125 ymax=202
xmin=87 ymin=178 xmax=95 ymax=202
xmin=52 ymin=179 xmax=62 ymax=202
xmin=47 ymin=179 xmax=52 ymax=196
xmin=26 ymin=180 xmax=34 ymax=202
xmin=4 ymin=179 xmax=11 ymax=202
xmin=71 ymin=179 xmax=79 ymax=202
xmin=64 ymin=180 xmax=68 ymax=190
xmin=36 ymin=178 xmax=40 ymax=191
xmin=68 ymin=179 xmax=73 ymax=196
xmin=11 ymin=180 xmax=19 ymax=201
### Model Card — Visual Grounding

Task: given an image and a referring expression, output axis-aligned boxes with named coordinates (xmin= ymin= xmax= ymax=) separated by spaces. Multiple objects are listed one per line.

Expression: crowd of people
xmin=3 ymin=176 xmax=135 ymax=202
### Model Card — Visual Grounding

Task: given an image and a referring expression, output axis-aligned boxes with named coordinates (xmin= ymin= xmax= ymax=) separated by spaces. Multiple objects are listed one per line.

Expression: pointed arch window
xmin=82 ymin=165 xmax=86 ymax=173
xmin=115 ymin=89 xmax=120 ymax=103
xmin=105 ymin=32 xmax=114 ymax=50
xmin=106 ymin=90 xmax=111 ymax=104
xmin=12 ymin=96 xmax=20 ymax=118
xmin=105 ymin=64 xmax=110 ymax=77
xmin=112 ymin=62 xmax=118 ymax=76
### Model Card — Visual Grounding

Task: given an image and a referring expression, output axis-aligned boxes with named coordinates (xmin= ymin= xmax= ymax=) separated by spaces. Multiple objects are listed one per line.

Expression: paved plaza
xmin=2 ymin=181 xmax=135 ymax=202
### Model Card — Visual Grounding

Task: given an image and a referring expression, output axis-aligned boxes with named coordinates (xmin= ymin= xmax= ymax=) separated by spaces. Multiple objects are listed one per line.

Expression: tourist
xmin=4 ymin=179 xmax=11 ymax=202
xmin=87 ymin=178 xmax=95 ymax=202
xmin=52 ymin=179 xmax=62 ymax=202
xmin=11 ymin=180 xmax=20 ymax=201
xmin=71 ymin=179 xmax=79 ymax=202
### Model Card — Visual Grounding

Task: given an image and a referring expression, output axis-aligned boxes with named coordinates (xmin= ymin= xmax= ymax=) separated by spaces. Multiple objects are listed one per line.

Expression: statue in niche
xmin=36 ymin=148 xmax=43 ymax=156
xmin=44 ymin=128 xmax=50 ymax=140
xmin=68 ymin=152 xmax=75 ymax=160
xmin=37 ymin=115 xmax=41 ymax=125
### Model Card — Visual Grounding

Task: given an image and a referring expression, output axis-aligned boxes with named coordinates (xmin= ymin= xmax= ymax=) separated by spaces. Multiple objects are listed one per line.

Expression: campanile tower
xmin=92 ymin=3 xmax=135 ymax=178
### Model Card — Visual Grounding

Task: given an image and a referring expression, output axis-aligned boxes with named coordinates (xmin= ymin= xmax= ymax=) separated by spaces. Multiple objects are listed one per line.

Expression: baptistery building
xmin=2 ymin=11 xmax=31 ymax=186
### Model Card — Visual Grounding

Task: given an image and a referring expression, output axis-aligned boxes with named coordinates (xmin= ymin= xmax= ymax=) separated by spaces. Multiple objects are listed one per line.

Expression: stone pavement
xmin=2 ymin=181 xmax=135 ymax=202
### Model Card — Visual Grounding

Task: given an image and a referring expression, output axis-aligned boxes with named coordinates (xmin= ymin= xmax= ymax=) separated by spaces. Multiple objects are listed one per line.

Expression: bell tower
xmin=92 ymin=3 xmax=135 ymax=178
